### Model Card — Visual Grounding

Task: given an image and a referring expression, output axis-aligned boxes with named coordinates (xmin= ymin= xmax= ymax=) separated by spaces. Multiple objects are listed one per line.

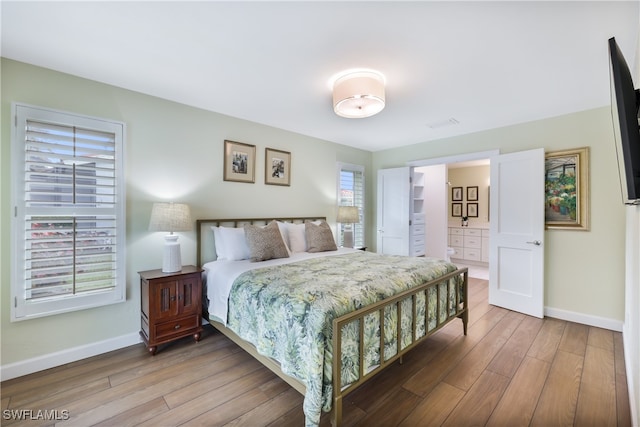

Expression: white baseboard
xmin=0 ymin=332 xmax=142 ymax=381
xmin=544 ymin=306 xmax=623 ymax=332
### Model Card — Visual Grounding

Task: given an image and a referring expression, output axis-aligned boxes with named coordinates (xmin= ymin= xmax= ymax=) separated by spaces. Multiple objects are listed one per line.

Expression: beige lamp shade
xmin=337 ymin=206 xmax=360 ymax=224
xmin=148 ymin=202 xmax=192 ymax=233
xmin=333 ymin=70 xmax=385 ymax=118
xmin=148 ymin=202 xmax=192 ymax=273
xmin=337 ymin=206 xmax=359 ymax=248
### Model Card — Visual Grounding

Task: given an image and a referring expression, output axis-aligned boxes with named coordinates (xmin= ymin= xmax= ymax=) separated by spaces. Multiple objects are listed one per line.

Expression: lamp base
xmin=162 ymin=234 xmax=182 ymax=273
xmin=343 ymin=229 xmax=354 ymax=248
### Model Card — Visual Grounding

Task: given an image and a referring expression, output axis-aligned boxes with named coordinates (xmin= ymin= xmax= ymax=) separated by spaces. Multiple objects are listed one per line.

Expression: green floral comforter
xmin=226 ymin=251 xmax=462 ymax=427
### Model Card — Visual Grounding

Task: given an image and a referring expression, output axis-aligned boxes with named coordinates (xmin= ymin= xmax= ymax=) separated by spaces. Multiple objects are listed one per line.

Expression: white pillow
xmin=211 ymin=226 xmax=251 ymax=261
xmin=286 ymin=222 xmax=307 ymax=252
xmin=276 ymin=221 xmax=292 ymax=253
xmin=211 ymin=226 xmax=224 ymax=259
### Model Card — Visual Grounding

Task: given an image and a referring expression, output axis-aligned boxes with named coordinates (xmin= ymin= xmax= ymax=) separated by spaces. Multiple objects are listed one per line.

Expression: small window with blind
xmin=11 ymin=104 xmax=126 ymax=321
xmin=337 ymin=163 xmax=365 ymax=248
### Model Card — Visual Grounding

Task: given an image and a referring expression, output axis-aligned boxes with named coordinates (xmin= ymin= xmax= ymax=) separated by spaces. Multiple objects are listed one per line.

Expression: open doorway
xmin=406 ymin=148 xmax=545 ymax=318
xmin=445 ymin=159 xmax=490 ymax=280
xmin=413 ymin=160 xmax=490 ymax=280
xmin=410 ymin=153 xmax=493 ymax=281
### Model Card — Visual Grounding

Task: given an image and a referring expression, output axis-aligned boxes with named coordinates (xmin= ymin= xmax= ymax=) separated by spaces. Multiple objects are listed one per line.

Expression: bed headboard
xmin=196 ymin=216 xmax=327 ymax=268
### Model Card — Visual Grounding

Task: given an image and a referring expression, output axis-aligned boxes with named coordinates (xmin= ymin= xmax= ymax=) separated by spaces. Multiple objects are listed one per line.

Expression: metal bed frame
xmin=196 ymin=217 xmax=468 ymax=426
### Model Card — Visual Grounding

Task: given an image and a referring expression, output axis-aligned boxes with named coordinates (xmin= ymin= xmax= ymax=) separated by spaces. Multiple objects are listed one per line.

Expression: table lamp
xmin=337 ymin=206 xmax=360 ymax=248
xmin=148 ymin=202 xmax=192 ymax=272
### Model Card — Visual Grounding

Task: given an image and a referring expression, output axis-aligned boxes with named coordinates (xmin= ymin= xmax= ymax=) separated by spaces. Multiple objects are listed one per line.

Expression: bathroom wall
xmin=447 ymin=164 xmax=490 ymax=226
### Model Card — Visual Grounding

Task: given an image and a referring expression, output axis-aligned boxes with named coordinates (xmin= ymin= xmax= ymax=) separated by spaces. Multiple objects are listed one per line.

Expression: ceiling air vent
xmin=426 ymin=118 xmax=460 ymax=129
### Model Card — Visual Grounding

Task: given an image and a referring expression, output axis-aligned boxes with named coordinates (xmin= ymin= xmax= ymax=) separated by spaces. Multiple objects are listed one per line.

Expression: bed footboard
xmin=331 ymin=267 xmax=468 ymax=426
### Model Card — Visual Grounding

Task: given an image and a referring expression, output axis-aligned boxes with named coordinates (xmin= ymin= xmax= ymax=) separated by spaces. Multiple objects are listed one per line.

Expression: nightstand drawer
xmin=155 ymin=315 xmax=200 ymax=341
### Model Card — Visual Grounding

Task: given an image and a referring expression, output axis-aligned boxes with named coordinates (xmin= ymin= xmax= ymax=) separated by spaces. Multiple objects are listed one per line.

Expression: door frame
xmin=406 ymin=150 xmax=499 ymax=168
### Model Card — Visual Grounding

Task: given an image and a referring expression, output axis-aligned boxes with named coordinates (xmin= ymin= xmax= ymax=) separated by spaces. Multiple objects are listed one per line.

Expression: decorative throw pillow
xmin=244 ymin=221 xmax=290 ymax=262
xmin=305 ymin=220 xmax=337 ymax=253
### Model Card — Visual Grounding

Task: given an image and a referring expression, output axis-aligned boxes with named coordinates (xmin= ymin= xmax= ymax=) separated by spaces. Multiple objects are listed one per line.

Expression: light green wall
xmin=0 ymin=57 xmax=628 ymax=370
xmin=0 ymin=59 xmax=372 ymax=365
xmin=372 ymin=108 xmax=627 ymax=322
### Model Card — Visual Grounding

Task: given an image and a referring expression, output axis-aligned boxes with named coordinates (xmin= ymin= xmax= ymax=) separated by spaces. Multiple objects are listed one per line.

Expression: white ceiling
xmin=2 ymin=1 xmax=639 ymax=152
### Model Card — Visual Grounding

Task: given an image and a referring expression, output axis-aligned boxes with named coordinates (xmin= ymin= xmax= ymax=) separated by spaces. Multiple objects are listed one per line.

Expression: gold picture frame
xmin=265 ymin=148 xmax=291 ymax=186
xmin=223 ymin=140 xmax=256 ymax=183
xmin=545 ymin=147 xmax=589 ymax=230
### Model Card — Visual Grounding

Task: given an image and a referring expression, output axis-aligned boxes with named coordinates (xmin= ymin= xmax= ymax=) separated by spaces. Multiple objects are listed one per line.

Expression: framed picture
xmin=467 ymin=186 xmax=479 ymax=201
xmin=467 ymin=202 xmax=478 ymax=218
xmin=223 ymin=140 xmax=256 ymax=183
xmin=452 ymin=187 xmax=463 ymax=201
xmin=452 ymin=203 xmax=462 ymax=217
xmin=265 ymin=147 xmax=291 ymax=186
xmin=545 ymin=147 xmax=589 ymax=230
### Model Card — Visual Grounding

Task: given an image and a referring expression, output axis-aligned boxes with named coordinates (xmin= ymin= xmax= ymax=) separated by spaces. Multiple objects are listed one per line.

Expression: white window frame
xmin=11 ymin=103 xmax=126 ymax=321
xmin=336 ymin=162 xmax=365 ymax=248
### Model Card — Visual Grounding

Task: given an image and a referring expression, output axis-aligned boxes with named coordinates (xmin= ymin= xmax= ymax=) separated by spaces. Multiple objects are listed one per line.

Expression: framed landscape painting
xmin=544 ymin=147 xmax=589 ymax=230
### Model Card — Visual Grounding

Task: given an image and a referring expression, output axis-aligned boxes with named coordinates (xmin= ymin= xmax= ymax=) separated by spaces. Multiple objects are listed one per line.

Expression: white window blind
xmin=337 ymin=163 xmax=365 ymax=248
xmin=12 ymin=104 xmax=126 ymax=320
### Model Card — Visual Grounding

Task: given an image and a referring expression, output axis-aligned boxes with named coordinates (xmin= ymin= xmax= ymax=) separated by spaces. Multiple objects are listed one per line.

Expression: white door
xmin=489 ymin=148 xmax=545 ymax=318
xmin=422 ymin=164 xmax=449 ymax=260
xmin=377 ymin=167 xmax=410 ymax=255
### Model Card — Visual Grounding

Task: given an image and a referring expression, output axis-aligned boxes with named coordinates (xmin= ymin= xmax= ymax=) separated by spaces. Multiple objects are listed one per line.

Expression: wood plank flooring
xmin=1 ymin=278 xmax=631 ymax=426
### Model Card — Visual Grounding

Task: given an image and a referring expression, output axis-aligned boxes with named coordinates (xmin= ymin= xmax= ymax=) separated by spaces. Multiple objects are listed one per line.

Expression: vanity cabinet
xmin=449 ymin=227 xmax=489 ymax=264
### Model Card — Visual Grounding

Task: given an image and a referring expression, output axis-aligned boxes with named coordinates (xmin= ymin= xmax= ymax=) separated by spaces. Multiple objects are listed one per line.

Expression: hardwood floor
xmin=1 ymin=278 xmax=631 ymax=426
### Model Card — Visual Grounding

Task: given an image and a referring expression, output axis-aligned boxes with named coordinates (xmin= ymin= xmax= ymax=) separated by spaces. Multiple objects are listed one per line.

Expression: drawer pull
xmin=174 ymin=324 xmax=181 ymax=330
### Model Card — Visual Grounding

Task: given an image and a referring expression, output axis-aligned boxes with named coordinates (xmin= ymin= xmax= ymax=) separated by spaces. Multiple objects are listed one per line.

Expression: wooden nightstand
xmin=139 ymin=265 xmax=203 ymax=355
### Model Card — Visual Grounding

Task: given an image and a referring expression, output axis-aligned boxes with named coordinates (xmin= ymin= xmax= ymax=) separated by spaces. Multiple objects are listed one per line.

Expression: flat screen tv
xmin=609 ymin=37 xmax=640 ymax=205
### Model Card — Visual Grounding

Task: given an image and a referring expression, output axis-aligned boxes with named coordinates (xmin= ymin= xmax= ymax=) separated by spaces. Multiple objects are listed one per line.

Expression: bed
xmin=196 ymin=216 xmax=468 ymax=427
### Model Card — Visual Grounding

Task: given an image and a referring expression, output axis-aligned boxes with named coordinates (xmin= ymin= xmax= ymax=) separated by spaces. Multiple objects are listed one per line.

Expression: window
xmin=11 ymin=104 xmax=126 ymax=321
xmin=336 ymin=163 xmax=365 ymax=248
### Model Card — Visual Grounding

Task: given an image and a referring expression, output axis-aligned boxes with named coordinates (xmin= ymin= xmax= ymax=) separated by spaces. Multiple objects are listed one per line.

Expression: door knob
xmin=526 ymin=240 xmax=542 ymax=246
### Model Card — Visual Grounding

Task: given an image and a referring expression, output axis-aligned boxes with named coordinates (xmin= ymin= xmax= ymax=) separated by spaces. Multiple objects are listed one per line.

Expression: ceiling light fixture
xmin=332 ymin=70 xmax=385 ymax=118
